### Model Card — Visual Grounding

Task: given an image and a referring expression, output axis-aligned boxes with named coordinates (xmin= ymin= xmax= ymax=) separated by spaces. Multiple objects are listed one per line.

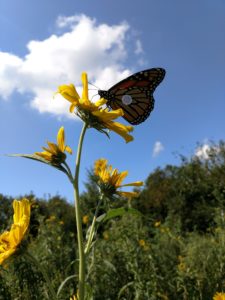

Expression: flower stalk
xmin=84 ymin=194 xmax=103 ymax=255
xmin=73 ymin=122 xmax=88 ymax=300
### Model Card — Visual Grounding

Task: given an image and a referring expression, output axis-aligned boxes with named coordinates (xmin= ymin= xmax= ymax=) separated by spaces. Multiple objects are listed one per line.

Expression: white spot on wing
xmin=122 ymin=94 xmax=132 ymax=105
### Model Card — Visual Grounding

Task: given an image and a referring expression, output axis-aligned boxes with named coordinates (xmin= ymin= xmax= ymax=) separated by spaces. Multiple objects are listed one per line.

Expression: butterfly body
xmin=98 ymin=68 xmax=165 ymax=125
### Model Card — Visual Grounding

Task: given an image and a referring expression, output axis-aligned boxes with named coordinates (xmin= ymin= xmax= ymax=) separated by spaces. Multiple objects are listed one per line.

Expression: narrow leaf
xmin=57 ymin=275 xmax=77 ymax=297
xmin=96 ymin=208 xmax=142 ymax=223
xmin=9 ymin=153 xmax=69 ymax=175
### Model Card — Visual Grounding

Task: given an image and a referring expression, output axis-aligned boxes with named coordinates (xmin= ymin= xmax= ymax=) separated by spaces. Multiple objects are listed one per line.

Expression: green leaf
xmin=103 ymin=259 xmax=117 ymax=273
xmin=96 ymin=213 xmax=106 ymax=223
xmin=56 ymin=274 xmax=77 ymax=297
xmin=118 ymin=281 xmax=134 ymax=299
xmin=96 ymin=207 xmax=142 ymax=223
xmin=9 ymin=153 xmax=69 ymax=176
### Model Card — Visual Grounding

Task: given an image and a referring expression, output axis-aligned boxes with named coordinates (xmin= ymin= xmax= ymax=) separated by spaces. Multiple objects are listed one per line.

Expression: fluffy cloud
xmin=0 ymin=52 xmax=23 ymax=99
xmin=0 ymin=14 xmax=143 ymax=118
xmin=152 ymin=141 xmax=164 ymax=157
xmin=195 ymin=143 xmax=220 ymax=160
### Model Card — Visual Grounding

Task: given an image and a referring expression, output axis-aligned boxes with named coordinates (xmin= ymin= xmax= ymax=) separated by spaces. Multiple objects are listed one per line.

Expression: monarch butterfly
xmin=98 ymin=68 xmax=165 ymax=125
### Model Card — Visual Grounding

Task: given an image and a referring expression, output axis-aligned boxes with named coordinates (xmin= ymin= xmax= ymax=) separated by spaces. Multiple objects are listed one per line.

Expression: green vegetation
xmin=0 ymin=141 xmax=225 ymax=299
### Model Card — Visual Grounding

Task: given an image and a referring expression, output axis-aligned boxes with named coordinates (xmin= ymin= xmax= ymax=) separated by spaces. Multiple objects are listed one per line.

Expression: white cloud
xmin=195 ymin=144 xmax=211 ymax=159
xmin=0 ymin=52 xmax=23 ymax=99
xmin=56 ymin=15 xmax=81 ymax=28
xmin=0 ymin=14 xmax=144 ymax=118
xmin=152 ymin=141 xmax=164 ymax=157
xmin=195 ymin=143 xmax=220 ymax=160
xmin=135 ymin=39 xmax=143 ymax=55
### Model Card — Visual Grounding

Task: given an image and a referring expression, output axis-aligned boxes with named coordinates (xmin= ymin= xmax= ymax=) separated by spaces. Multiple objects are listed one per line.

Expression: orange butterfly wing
xmin=98 ymin=68 xmax=165 ymax=125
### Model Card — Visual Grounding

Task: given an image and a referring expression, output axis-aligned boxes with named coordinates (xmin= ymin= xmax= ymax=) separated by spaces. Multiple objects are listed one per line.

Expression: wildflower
xmin=213 ymin=292 xmax=225 ymax=300
xmin=138 ymin=239 xmax=150 ymax=251
xmin=138 ymin=239 xmax=146 ymax=247
xmin=94 ymin=158 xmax=143 ymax=198
xmin=70 ymin=294 xmax=78 ymax=300
xmin=57 ymin=73 xmax=134 ymax=143
xmin=15 ymin=126 xmax=74 ymax=177
xmin=0 ymin=199 xmax=31 ymax=265
xmin=103 ymin=231 xmax=109 ymax=240
xmin=11 ymin=127 xmax=72 ymax=179
xmin=177 ymin=256 xmax=186 ymax=272
xmin=35 ymin=127 xmax=72 ymax=165
xmin=177 ymin=262 xmax=186 ymax=272
xmin=82 ymin=215 xmax=89 ymax=225
xmin=154 ymin=221 xmax=161 ymax=227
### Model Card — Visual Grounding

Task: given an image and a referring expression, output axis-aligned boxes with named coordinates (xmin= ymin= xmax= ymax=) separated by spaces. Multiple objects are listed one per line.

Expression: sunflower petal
xmin=95 ymin=98 xmax=107 ymax=107
xmin=57 ymin=84 xmax=80 ymax=103
xmin=119 ymin=181 xmax=144 ymax=188
xmin=116 ymin=191 xmax=140 ymax=198
xmin=81 ymin=72 xmax=91 ymax=105
xmin=105 ymin=121 xmax=134 ymax=143
xmin=93 ymin=108 xmax=124 ymax=122
xmin=57 ymin=127 xmax=65 ymax=152
xmin=65 ymin=145 xmax=72 ymax=154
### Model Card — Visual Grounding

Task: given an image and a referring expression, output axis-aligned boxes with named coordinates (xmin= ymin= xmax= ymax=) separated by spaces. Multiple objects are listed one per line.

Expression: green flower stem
xmin=63 ymin=161 xmax=74 ymax=183
xmin=73 ymin=122 xmax=88 ymax=300
xmin=84 ymin=194 xmax=103 ymax=255
xmin=25 ymin=251 xmax=57 ymax=299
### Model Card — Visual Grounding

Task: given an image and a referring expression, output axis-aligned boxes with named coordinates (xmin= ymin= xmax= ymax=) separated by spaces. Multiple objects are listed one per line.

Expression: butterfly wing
xmin=108 ymin=87 xmax=155 ymax=125
xmin=108 ymin=68 xmax=165 ymax=94
xmin=100 ymin=68 xmax=165 ymax=125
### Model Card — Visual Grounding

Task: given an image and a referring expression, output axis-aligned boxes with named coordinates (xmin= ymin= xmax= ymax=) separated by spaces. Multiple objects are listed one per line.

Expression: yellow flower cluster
xmin=103 ymin=231 xmax=109 ymax=240
xmin=138 ymin=239 xmax=146 ymax=247
xmin=94 ymin=158 xmax=143 ymax=198
xmin=138 ymin=239 xmax=150 ymax=251
xmin=70 ymin=294 xmax=78 ymax=300
xmin=35 ymin=126 xmax=72 ymax=165
xmin=177 ymin=255 xmax=187 ymax=272
xmin=0 ymin=199 xmax=31 ymax=265
xmin=213 ymin=292 xmax=225 ymax=300
xmin=82 ymin=215 xmax=89 ymax=225
xmin=154 ymin=221 xmax=161 ymax=227
xmin=57 ymin=73 xmax=134 ymax=143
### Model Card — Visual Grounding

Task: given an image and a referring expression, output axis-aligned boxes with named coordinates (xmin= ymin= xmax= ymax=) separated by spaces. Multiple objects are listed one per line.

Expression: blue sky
xmin=0 ymin=0 xmax=225 ymax=202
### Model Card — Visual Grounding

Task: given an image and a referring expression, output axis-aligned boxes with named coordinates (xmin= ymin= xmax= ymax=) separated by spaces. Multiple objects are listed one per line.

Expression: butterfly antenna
xmin=88 ymin=81 xmax=100 ymax=90
xmin=91 ymin=93 xmax=99 ymax=101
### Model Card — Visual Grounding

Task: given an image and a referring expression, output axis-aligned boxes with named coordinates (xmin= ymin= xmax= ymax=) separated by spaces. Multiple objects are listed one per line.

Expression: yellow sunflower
xmin=0 ymin=199 xmax=31 ymax=265
xmin=57 ymin=73 xmax=134 ymax=143
xmin=35 ymin=126 xmax=72 ymax=165
xmin=94 ymin=158 xmax=143 ymax=198
xmin=213 ymin=292 xmax=225 ymax=300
